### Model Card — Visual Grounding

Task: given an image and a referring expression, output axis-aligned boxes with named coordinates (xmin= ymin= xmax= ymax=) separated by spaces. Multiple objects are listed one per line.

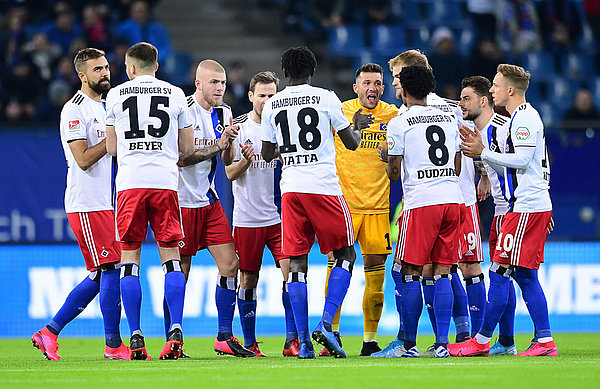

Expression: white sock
xmin=538 ymin=336 xmax=553 ymax=343
xmin=475 ymin=334 xmax=491 ymax=344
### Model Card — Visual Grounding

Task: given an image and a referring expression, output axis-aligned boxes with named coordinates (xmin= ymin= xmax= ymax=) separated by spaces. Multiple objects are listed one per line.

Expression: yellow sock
xmin=324 ymin=259 xmax=342 ymax=332
xmin=363 ymin=264 xmax=385 ymax=341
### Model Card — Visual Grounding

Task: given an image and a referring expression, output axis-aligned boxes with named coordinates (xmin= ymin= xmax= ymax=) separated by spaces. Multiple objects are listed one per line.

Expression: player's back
xmin=261 ymin=84 xmax=350 ymax=196
xmin=505 ymin=103 xmax=551 ymax=212
xmin=388 ymin=105 xmax=461 ymax=211
xmin=106 ymin=75 xmax=190 ymax=192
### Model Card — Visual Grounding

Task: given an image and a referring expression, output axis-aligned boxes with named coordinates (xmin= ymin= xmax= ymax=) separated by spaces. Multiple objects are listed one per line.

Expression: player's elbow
xmin=76 ymin=161 xmax=91 ymax=171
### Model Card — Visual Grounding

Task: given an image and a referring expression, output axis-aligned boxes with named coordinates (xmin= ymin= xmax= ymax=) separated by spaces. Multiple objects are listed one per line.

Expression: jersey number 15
xmin=123 ymin=96 xmax=170 ymax=139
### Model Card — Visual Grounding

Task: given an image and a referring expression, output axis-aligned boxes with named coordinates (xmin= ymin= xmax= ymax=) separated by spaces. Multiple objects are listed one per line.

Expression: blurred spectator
xmin=0 ymin=7 xmax=29 ymax=79
xmin=115 ymin=0 xmax=172 ymax=64
xmin=467 ymin=0 xmax=497 ymax=41
xmin=537 ymin=0 xmax=581 ymax=52
xmin=224 ymin=60 xmax=252 ymax=117
xmin=43 ymin=2 xmax=83 ymax=55
xmin=584 ymin=0 xmax=600 ymax=61
xmin=308 ymin=0 xmax=348 ymax=29
xmin=180 ymin=60 xmax=200 ymax=96
xmin=468 ymin=38 xmax=503 ymax=83
xmin=82 ymin=4 xmax=112 ymax=51
xmin=561 ymin=87 xmax=600 ymax=131
xmin=106 ymin=39 xmax=130 ymax=86
xmin=3 ymin=57 xmax=41 ymax=122
xmin=361 ymin=0 xmax=393 ymax=25
xmin=23 ymin=32 xmax=62 ymax=82
xmin=428 ymin=27 xmax=465 ymax=100
xmin=53 ymin=55 xmax=80 ymax=94
xmin=497 ymin=0 xmax=542 ymax=55
xmin=36 ymin=79 xmax=72 ymax=125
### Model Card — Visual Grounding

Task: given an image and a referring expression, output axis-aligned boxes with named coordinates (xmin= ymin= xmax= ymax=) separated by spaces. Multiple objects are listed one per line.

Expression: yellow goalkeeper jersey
xmin=335 ymin=98 xmax=399 ymax=214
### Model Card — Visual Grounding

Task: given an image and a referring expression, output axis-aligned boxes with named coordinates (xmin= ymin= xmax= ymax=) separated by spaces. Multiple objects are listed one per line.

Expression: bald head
xmin=194 ymin=59 xmax=227 ymax=109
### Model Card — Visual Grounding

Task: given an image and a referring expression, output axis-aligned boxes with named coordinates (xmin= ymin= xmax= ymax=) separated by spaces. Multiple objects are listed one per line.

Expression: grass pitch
xmin=1 ymin=334 xmax=598 ymax=389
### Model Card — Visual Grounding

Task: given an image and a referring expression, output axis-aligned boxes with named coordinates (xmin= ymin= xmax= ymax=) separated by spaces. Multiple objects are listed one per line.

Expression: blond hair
xmin=497 ymin=64 xmax=530 ymax=94
xmin=388 ymin=49 xmax=431 ymax=71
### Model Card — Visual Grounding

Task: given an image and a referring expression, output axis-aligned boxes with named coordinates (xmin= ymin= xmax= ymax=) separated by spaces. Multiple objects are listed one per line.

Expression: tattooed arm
xmin=386 ymin=154 xmax=403 ymax=182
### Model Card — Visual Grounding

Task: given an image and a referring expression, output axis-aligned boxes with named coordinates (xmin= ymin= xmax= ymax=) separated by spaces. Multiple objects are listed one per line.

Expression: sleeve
xmin=328 ymin=91 xmax=351 ymax=133
xmin=260 ymin=106 xmax=277 ymax=143
xmin=176 ymin=89 xmax=193 ymax=129
xmin=61 ymin=104 xmax=88 ymax=142
xmin=105 ymin=90 xmax=116 ymax=126
xmin=511 ymin=112 xmax=541 ymax=148
xmin=481 ymin=141 xmax=536 ymax=170
xmin=451 ymin=117 xmax=461 ymax=152
xmin=387 ymin=117 xmax=404 ymax=156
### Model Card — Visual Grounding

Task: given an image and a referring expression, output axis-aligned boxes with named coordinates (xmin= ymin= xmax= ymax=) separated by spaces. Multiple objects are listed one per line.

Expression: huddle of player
xmin=31 ymin=42 xmax=555 ymax=361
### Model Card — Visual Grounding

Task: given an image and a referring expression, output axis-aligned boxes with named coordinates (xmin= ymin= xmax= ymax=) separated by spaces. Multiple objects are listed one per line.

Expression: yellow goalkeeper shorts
xmin=352 ymin=213 xmax=392 ymax=255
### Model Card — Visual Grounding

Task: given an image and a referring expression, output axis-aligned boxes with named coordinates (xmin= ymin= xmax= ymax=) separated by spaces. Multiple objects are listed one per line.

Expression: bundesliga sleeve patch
xmin=68 ymin=120 xmax=81 ymax=130
xmin=515 ymin=127 xmax=530 ymax=140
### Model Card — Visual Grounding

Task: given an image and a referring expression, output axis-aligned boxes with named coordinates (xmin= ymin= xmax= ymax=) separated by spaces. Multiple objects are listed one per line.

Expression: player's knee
xmin=88 ymin=270 xmax=101 ymax=283
xmin=333 ymin=256 xmax=354 ymax=274
xmin=401 ymin=262 xmax=421 ymax=276
xmin=240 ymin=271 xmax=259 ymax=289
xmin=333 ymin=245 xmax=356 ymax=263
xmin=121 ymin=241 xmax=142 ymax=250
xmin=512 ymin=267 xmax=538 ymax=288
xmin=289 ymin=255 xmax=308 ymax=274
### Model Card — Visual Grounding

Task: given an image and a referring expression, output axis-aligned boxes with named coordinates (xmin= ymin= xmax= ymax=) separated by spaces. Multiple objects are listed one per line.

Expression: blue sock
xmin=513 ymin=268 xmax=552 ymax=339
xmin=422 ymin=277 xmax=437 ymax=335
xmin=465 ymin=273 xmax=486 ymax=337
xmin=237 ymin=288 xmax=257 ymax=347
xmin=288 ymin=274 xmax=309 ymax=343
xmin=478 ymin=267 xmax=510 ymax=338
xmin=120 ymin=263 xmax=142 ymax=336
xmin=216 ymin=275 xmax=237 ymax=341
xmin=164 ymin=260 xmax=186 ymax=332
xmin=450 ymin=271 xmax=470 ymax=339
xmin=498 ymin=279 xmax=516 ymax=346
xmin=322 ymin=266 xmax=351 ymax=327
xmin=48 ymin=271 xmax=100 ymax=334
xmin=391 ymin=264 xmax=404 ymax=341
xmin=162 ymin=297 xmax=170 ymax=340
xmin=401 ymin=277 xmax=422 ymax=349
xmin=282 ymin=282 xmax=298 ymax=341
xmin=434 ymin=276 xmax=454 ymax=346
xmin=99 ymin=267 xmax=122 ymax=348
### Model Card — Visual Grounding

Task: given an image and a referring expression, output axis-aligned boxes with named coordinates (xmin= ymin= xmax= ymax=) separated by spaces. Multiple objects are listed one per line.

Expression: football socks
xmin=216 ymin=275 xmax=237 ymax=341
xmin=100 ymin=266 xmax=122 ymax=348
xmin=513 ymin=268 xmax=553 ymax=340
xmin=464 ymin=273 xmax=486 ymax=337
xmin=237 ymin=287 xmax=257 ymax=347
xmin=120 ymin=263 xmax=142 ymax=335
xmin=363 ymin=264 xmax=385 ymax=342
xmin=433 ymin=275 xmax=454 ymax=346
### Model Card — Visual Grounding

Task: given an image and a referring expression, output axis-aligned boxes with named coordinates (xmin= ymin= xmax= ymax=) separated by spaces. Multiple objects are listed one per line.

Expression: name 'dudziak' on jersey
xmin=231 ymin=113 xmax=282 ymax=228
xmin=387 ymin=105 xmax=462 ymax=211
xmin=481 ymin=113 xmax=510 ymax=216
xmin=260 ymin=84 xmax=350 ymax=196
xmin=502 ymin=103 xmax=551 ymax=213
xmin=178 ymin=94 xmax=232 ymax=208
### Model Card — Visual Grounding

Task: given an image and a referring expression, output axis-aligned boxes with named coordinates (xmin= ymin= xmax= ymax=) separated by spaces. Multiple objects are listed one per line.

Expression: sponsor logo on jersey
xmin=68 ymin=120 xmax=80 ymax=130
xmin=244 ymin=138 xmax=253 ymax=146
xmin=515 ymin=127 xmax=530 ymax=140
xmin=387 ymin=136 xmax=395 ymax=150
xmin=469 ymin=305 xmax=480 ymax=312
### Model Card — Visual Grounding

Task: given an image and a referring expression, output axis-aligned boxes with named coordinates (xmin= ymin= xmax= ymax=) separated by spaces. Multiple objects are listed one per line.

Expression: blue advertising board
xmin=1 ymin=242 xmax=598 ymax=338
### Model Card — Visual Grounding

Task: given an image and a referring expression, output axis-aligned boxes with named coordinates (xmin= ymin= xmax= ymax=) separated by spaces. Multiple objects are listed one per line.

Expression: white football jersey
xmin=480 ymin=113 xmax=510 ymax=216
xmin=488 ymin=103 xmax=552 ymax=213
xmin=261 ymin=84 xmax=350 ymax=196
xmin=387 ymin=105 xmax=462 ymax=210
xmin=400 ymin=93 xmax=477 ymax=205
xmin=106 ymin=75 xmax=191 ymax=192
xmin=178 ymin=95 xmax=232 ymax=208
xmin=231 ymin=113 xmax=281 ymax=227
xmin=60 ymin=91 xmax=113 ymax=213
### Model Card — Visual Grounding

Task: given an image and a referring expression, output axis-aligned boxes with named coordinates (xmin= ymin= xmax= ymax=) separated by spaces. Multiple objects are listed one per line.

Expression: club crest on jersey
xmin=387 ymin=135 xmax=396 ymax=150
xmin=214 ymin=124 xmax=224 ymax=134
xmin=68 ymin=120 xmax=80 ymax=130
xmin=515 ymin=127 xmax=530 ymax=140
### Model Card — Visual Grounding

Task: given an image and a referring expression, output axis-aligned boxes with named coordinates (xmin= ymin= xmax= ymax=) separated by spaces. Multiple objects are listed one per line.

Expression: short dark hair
xmin=281 ymin=46 xmax=317 ymax=79
xmin=399 ymin=65 xmax=436 ymax=100
xmin=355 ymin=63 xmax=383 ymax=79
xmin=249 ymin=71 xmax=279 ymax=92
xmin=126 ymin=42 xmax=158 ymax=70
xmin=74 ymin=48 xmax=105 ymax=73
xmin=462 ymin=76 xmax=493 ymax=107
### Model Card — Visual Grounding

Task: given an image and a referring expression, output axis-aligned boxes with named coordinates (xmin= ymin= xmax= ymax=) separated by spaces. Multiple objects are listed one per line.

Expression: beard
xmin=89 ymin=78 xmax=111 ymax=94
xmin=464 ymin=111 xmax=479 ymax=121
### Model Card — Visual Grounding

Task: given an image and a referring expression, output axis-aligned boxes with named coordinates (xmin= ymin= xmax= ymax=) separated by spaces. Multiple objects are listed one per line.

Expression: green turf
xmin=0 ymin=334 xmax=598 ymax=388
